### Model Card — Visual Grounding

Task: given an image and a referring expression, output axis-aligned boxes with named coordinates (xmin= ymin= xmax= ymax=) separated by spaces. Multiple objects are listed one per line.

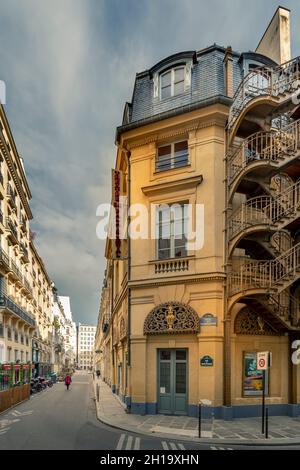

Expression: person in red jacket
xmin=64 ymin=374 xmax=72 ymax=391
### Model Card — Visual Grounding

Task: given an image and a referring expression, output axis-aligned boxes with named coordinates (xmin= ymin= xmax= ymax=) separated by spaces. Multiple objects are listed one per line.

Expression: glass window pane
xmin=174 ymin=220 xmax=184 ymax=238
xmin=174 ymin=81 xmax=184 ymax=96
xmin=158 ymin=145 xmax=171 ymax=157
xmin=176 ymin=350 xmax=186 ymax=361
xmin=158 ymin=248 xmax=170 ymax=260
xmin=161 ymin=85 xmax=171 ymax=99
xmin=176 ymin=362 xmax=186 ymax=394
xmin=160 ymin=350 xmax=171 ymax=361
xmin=161 ymin=72 xmax=171 ymax=87
xmin=160 ymin=222 xmax=170 ymax=239
xmin=157 ymin=145 xmax=172 ymax=171
xmin=160 ymin=363 xmax=171 ymax=393
xmin=174 ymin=141 xmax=188 ymax=153
xmin=174 ymin=67 xmax=184 ymax=82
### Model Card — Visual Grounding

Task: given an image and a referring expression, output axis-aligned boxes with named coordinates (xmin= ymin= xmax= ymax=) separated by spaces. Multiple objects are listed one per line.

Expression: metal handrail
xmin=227 ymin=119 xmax=300 ymax=187
xmin=228 ymin=55 xmax=300 ymax=132
xmin=228 ymin=242 xmax=300 ymax=296
xmin=229 ymin=179 xmax=300 ymax=239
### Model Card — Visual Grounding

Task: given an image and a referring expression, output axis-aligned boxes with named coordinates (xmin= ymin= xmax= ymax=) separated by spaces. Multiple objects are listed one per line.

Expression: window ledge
xmin=154 ymin=163 xmax=191 ymax=175
xmin=142 ymin=174 xmax=203 ymax=197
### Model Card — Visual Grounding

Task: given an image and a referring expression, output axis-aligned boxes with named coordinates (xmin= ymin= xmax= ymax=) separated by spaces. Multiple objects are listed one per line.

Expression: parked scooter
xmin=30 ymin=378 xmax=42 ymax=394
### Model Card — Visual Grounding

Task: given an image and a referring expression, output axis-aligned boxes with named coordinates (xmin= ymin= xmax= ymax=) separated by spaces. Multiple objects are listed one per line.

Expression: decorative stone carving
xmin=119 ymin=317 xmax=127 ymax=339
xmin=143 ymin=302 xmax=200 ymax=335
xmin=234 ymin=308 xmax=280 ymax=336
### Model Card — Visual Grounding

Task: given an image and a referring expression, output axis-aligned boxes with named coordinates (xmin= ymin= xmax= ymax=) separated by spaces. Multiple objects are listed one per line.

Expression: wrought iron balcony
xmin=6 ymin=183 xmax=16 ymax=208
xmin=23 ymin=277 xmax=33 ymax=296
xmin=20 ymin=243 xmax=29 ymax=262
xmin=19 ymin=215 xmax=27 ymax=232
xmin=6 ymin=217 xmax=18 ymax=244
xmin=0 ymin=247 xmax=10 ymax=271
xmin=227 ymin=119 xmax=300 ymax=197
xmin=9 ymin=258 xmax=22 ymax=281
xmin=228 ymin=56 xmax=300 ymax=137
xmin=0 ymin=294 xmax=35 ymax=327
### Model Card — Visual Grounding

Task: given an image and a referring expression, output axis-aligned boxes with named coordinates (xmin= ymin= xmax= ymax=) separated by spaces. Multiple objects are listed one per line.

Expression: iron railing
xmin=0 ymin=294 xmax=35 ymax=327
xmin=228 ymin=242 xmax=300 ymax=297
xmin=227 ymin=119 xmax=300 ymax=188
xmin=228 ymin=56 xmax=300 ymax=133
xmin=229 ymin=180 xmax=300 ymax=240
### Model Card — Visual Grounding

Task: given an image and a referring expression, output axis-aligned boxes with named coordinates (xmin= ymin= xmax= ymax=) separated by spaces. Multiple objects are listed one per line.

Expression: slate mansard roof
xmin=116 ymin=44 xmax=277 ymax=142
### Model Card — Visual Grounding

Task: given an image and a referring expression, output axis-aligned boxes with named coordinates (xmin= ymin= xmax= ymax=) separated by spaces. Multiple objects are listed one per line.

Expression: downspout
xmin=125 ymin=150 xmax=131 ymax=367
xmin=125 ymin=149 xmax=131 ymax=411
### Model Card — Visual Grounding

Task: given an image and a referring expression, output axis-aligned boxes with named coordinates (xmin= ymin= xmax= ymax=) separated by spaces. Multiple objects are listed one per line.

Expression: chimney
xmin=256 ymin=7 xmax=291 ymax=65
xmin=224 ymin=46 xmax=234 ymax=98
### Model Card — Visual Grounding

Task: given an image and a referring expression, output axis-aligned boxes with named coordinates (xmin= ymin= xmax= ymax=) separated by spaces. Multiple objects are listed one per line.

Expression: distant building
xmin=77 ymin=323 xmax=96 ymax=370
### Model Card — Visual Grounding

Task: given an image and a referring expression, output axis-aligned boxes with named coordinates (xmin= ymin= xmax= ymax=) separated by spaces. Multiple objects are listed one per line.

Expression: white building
xmin=59 ymin=296 xmax=76 ymax=368
xmin=77 ymin=323 xmax=96 ymax=370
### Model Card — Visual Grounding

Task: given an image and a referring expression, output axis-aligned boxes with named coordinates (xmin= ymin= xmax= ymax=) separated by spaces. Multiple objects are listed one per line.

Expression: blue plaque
xmin=200 ymin=313 xmax=217 ymax=326
xmin=200 ymin=356 xmax=214 ymax=367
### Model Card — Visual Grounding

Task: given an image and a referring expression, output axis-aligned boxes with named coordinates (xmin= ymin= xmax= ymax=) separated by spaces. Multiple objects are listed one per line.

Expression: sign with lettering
xmin=200 ymin=314 xmax=217 ymax=326
xmin=200 ymin=356 xmax=214 ymax=367
xmin=111 ymin=169 xmax=127 ymax=259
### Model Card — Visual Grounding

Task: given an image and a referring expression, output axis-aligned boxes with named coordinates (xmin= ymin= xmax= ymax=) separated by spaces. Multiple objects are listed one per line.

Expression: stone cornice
xmin=128 ymin=273 xmax=226 ymax=289
xmin=0 ymin=133 xmax=33 ymax=220
xmin=142 ymin=174 xmax=203 ymax=196
xmin=126 ymin=118 xmax=226 ymax=150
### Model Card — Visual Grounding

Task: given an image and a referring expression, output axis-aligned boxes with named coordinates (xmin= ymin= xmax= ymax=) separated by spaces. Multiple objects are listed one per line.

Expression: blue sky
xmin=0 ymin=0 xmax=299 ymax=324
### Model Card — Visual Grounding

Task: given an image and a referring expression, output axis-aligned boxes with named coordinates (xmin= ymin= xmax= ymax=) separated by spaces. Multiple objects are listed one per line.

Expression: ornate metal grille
xmin=234 ymin=308 xmax=280 ymax=336
xmin=143 ymin=302 xmax=200 ymax=335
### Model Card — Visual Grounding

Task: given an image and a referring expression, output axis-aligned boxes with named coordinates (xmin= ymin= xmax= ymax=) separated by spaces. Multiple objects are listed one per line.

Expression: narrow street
xmin=0 ymin=371 xmax=299 ymax=451
xmin=0 ymin=371 xmax=206 ymax=450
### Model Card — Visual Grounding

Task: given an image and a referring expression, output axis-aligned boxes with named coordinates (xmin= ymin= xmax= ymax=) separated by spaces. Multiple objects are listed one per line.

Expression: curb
xmin=92 ymin=383 xmax=300 ymax=447
xmin=95 ymin=410 xmax=300 ymax=447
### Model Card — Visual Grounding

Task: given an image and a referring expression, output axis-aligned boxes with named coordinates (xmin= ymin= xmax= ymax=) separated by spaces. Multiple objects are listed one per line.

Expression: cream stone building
xmin=0 ymin=100 xmax=70 ymax=385
xmin=96 ymin=7 xmax=300 ymax=418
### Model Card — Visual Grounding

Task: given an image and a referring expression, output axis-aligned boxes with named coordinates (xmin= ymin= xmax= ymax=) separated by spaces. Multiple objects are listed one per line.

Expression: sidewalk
xmin=93 ymin=378 xmax=300 ymax=445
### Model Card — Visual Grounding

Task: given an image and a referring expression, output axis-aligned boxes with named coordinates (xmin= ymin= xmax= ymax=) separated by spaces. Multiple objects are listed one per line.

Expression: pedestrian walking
xmin=65 ymin=373 xmax=72 ymax=391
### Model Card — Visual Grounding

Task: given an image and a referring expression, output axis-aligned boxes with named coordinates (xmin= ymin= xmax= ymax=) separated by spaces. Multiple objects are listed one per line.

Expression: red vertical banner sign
xmin=111 ymin=169 xmax=127 ymax=260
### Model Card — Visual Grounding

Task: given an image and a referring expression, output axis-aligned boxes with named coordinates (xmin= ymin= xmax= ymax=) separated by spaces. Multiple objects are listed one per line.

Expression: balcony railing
xmin=228 ymin=242 xmax=300 ymax=297
xmin=228 ymin=180 xmax=300 ymax=240
xmin=156 ymin=153 xmax=189 ymax=172
xmin=0 ymin=247 xmax=10 ymax=269
xmin=6 ymin=217 xmax=18 ymax=244
xmin=20 ymin=243 xmax=29 ymax=262
xmin=19 ymin=215 xmax=27 ymax=232
xmin=6 ymin=183 xmax=16 ymax=208
xmin=227 ymin=119 xmax=300 ymax=188
xmin=228 ymin=56 xmax=300 ymax=134
xmin=154 ymin=258 xmax=190 ymax=274
xmin=23 ymin=277 xmax=32 ymax=295
xmin=10 ymin=259 xmax=22 ymax=281
xmin=0 ymin=294 xmax=35 ymax=327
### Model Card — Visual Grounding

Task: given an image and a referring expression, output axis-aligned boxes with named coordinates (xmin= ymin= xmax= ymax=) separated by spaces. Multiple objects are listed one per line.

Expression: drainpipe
xmin=125 ymin=149 xmax=131 ymax=369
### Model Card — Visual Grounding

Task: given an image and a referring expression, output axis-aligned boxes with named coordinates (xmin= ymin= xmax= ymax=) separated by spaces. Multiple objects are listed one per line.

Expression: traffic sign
xmin=257 ymin=351 xmax=271 ymax=370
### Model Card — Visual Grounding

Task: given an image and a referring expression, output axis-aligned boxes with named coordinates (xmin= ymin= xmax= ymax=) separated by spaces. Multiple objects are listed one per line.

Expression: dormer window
xmin=160 ymin=66 xmax=185 ymax=99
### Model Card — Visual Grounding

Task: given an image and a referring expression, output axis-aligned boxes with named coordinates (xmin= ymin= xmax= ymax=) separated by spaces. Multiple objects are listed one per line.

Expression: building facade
xmin=77 ymin=323 xmax=96 ymax=370
xmin=96 ymin=7 xmax=300 ymax=418
xmin=0 ymin=99 xmax=74 ymax=389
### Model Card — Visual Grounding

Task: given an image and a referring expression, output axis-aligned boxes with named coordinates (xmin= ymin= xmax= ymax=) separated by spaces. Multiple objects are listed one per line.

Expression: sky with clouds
xmin=0 ymin=0 xmax=299 ymax=324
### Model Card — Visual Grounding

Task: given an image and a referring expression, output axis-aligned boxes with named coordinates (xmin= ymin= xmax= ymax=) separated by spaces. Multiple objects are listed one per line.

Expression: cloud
xmin=0 ymin=0 xmax=299 ymax=324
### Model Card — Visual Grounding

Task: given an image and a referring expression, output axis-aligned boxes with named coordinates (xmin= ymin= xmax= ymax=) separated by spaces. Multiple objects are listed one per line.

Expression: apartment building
xmin=0 ymin=100 xmax=72 ymax=387
xmin=77 ymin=323 xmax=96 ymax=370
xmin=95 ymin=7 xmax=300 ymax=418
